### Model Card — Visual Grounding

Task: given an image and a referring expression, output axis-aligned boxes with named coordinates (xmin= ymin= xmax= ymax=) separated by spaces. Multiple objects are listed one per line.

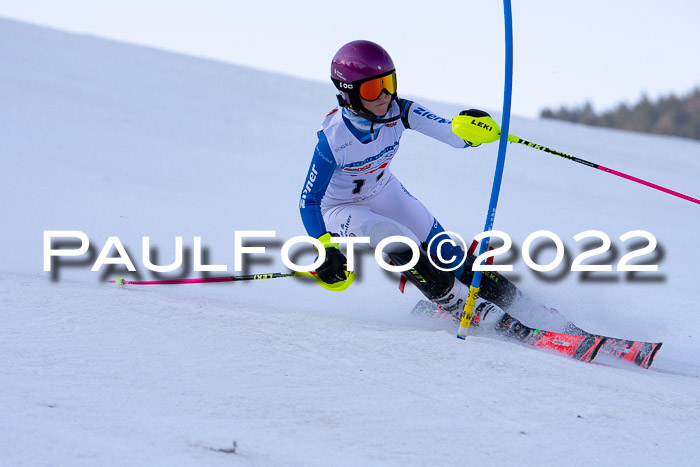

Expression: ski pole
xmin=109 ymin=270 xmax=356 ymax=291
xmin=456 ymin=0 xmax=514 ymax=339
xmin=509 ymin=136 xmax=700 ymax=205
xmin=452 ymin=116 xmax=700 ymax=206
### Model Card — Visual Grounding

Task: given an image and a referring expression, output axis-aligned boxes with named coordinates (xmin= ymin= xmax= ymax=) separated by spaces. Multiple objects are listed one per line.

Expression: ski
xmin=404 ymin=250 xmax=664 ymax=367
xmin=411 ymin=299 xmax=662 ymax=368
xmin=563 ymin=323 xmax=662 ymax=369
xmin=598 ymin=339 xmax=663 ymax=369
xmin=411 ymin=301 xmax=604 ymax=363
xmin=491 ymin=312 xmax=605 ymax=363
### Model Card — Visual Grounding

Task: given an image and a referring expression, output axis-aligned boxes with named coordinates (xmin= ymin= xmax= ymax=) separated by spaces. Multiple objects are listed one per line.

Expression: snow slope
xmin=1 ymin=17 xmax=699 ymax=466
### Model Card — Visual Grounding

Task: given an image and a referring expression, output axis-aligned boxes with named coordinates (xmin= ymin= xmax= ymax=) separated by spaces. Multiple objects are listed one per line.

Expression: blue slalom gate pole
xmin=457 ymin=0 xmax=514 ymax=339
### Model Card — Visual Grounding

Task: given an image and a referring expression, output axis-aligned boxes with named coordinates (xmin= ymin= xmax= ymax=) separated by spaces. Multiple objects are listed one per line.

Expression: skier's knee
xmin=426 ymin=230 xmax=466 ymax=274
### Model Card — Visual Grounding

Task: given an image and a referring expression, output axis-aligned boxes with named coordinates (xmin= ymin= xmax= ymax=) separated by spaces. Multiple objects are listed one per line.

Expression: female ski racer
xmin=299 ymin=40 xmax=516 ymax=316
xmin=297 ymin=48 xmax=663 ymax=367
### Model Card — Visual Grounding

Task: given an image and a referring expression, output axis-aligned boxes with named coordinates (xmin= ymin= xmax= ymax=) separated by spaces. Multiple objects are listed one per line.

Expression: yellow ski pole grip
xmin=452 ymin=113 xmax=521 ymax=145
xmin=452 ymin=113 xmax=502 ymax=145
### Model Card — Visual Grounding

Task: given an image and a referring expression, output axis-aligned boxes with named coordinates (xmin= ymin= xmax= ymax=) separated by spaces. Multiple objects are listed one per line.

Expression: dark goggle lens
xmin=359 ymin=72 xmax=397 ymax=101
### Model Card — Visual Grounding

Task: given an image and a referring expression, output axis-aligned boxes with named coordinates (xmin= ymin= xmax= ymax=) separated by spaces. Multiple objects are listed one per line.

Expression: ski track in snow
xmin=1 ymin=17 xmax=700 ymax=466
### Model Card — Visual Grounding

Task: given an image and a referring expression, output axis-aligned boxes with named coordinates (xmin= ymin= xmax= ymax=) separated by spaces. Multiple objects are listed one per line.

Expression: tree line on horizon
xmin=540 ymin=87 xmax=700 ymax=141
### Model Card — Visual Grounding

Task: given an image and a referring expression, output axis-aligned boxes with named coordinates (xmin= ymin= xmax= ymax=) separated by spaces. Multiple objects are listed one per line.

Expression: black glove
xmin=458 ymin=109 xmax=492 ymax=147
xmin=315 ymin=233 xmax=348 ymax=284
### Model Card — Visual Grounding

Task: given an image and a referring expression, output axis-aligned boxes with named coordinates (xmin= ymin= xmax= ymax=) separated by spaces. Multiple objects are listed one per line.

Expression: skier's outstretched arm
xmin=402 ymin=99 xmax=491 ymax=148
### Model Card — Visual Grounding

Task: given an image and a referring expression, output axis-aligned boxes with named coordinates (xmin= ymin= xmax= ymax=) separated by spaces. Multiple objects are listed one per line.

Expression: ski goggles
xmin=358 ymin=71 xmax=397 ymax=101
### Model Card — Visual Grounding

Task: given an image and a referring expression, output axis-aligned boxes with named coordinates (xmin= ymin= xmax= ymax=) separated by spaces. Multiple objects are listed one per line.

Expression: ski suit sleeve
xmin=299 ymin=130 xmax=336 ymax=239
xmin=401 ymin=100 xmax=471 ymax=148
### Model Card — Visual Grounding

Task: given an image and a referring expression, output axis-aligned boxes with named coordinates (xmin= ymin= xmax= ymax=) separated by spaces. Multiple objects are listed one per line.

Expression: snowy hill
xmin=2 ymin=17 xmax=700 ymax=466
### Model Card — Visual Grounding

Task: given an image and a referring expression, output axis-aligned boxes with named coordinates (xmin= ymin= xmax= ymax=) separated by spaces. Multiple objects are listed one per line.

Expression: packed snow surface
xmin=1 ymin=18 xmax=699 ymax=466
